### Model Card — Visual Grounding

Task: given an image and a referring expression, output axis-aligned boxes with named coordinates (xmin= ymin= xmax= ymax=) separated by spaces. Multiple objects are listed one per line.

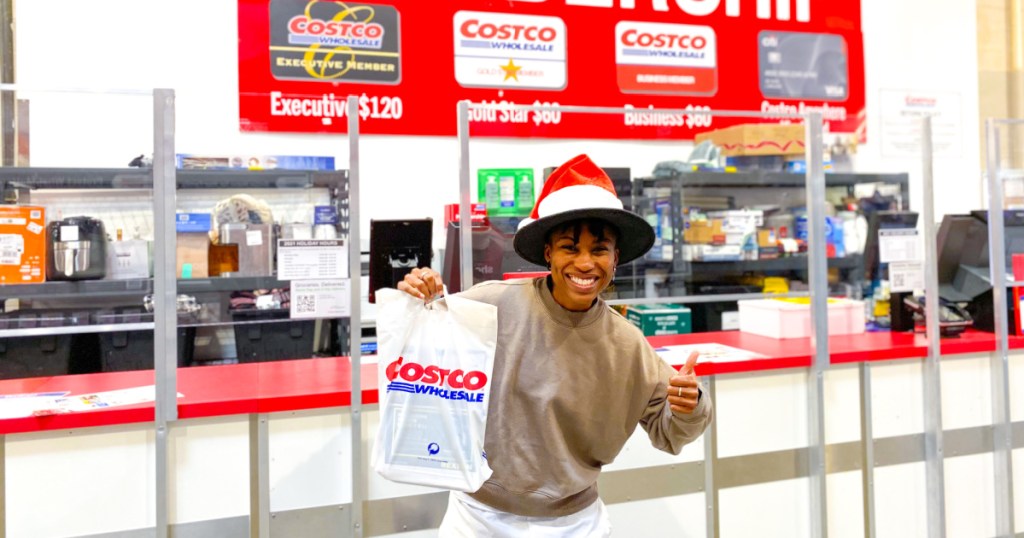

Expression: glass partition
xmin=0 ymin=87 xmax=157 ymax=386
xmin=173 ymin=90 xmax=359 ymax=536
xmin=453 ymin=104 xmax=900 ymax=336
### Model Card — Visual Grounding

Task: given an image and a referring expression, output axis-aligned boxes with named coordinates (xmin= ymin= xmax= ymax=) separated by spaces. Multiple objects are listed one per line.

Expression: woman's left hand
xmin=667 ymin=352 xmax=701 ymax=414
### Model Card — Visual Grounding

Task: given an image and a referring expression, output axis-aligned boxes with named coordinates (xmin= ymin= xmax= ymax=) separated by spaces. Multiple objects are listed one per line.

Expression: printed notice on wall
xmin=878 ymin=228 xmax=921 ymax=263
xmin=277 ymin=240 xmax=348 ymax=280
xmin=880 ymin=89 xmax=962 ymax=158
xmin=291 ymin=279 xmax=351 ymax=319
xmin=889 ymin=261 xmax=925 ymax=293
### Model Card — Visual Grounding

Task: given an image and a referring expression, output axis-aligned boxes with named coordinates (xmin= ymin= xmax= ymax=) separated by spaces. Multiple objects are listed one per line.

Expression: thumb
xmin=682 ymin=351 xmax=699 ymax=375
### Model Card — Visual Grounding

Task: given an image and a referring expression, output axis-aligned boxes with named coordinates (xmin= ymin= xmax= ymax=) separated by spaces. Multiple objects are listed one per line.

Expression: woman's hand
xmin=397 ymin=267 xmax=445 ymax=301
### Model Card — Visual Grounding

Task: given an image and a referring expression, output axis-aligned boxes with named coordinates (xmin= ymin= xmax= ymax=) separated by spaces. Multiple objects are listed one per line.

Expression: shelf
xmin=0 ymin=322 xmax=155 ymax=338
xmin=636 ymin=170 xmax=909 ymax=189
xmin=0 ymin=167 xmax=347 ymax=190
xmin=687 ymin=254 xmax=863 ymax=274
xmin=0 ymin=276 xmax=291 ymax=300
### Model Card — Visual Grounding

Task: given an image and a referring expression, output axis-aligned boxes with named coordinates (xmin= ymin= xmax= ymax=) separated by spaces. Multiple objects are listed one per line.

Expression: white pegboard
xmin=29 ymin=187 xmax=334 ymax=240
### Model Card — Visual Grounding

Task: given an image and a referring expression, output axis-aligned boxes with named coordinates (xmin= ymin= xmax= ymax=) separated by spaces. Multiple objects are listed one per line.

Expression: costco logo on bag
xmin=385 ymin=357 xmax=489 ymax=403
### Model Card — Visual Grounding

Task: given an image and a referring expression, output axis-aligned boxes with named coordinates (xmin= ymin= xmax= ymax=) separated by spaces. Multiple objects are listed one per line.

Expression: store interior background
xmin=5 ymin=0 xmax=1024 ymax=537
xmin=14 ymin=0 xmax=998 ymax=237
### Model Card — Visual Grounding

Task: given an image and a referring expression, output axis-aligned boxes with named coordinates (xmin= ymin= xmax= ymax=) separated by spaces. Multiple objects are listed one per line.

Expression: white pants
xmin=438 ymin=491 xmax=612 ymax=538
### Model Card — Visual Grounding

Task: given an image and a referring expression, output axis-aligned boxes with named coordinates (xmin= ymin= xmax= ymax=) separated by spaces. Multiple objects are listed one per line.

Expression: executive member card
xmin=758 ymin=31 xmax=848 ymax=101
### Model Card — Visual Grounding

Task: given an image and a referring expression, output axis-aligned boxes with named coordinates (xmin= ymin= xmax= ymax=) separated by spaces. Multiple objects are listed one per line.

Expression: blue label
xmin=795 ymin=215 xmax=808 ymax=241
xmin=175 ymin=213 xmax=211 ymax=233
xmin=314 ymin=206 xmax=338 ymax=225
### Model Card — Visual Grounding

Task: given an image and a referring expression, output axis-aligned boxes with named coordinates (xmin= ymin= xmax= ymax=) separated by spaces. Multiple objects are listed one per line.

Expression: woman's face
xmin=544 ymin=222 xmax=619 ymax=311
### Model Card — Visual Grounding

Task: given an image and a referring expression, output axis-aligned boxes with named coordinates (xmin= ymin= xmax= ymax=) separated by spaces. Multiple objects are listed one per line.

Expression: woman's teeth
xmin=569 ymin=275 xmax=597 ymax=286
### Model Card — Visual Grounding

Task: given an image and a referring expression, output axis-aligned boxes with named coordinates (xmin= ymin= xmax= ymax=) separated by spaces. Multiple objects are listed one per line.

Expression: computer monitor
xmin=368 ymin=218 xmax=432 ymax=303
xmin=863 ymin=210 xmax=919 ymax=281
xmin=937 ymin=210 xmax=1024 ymax=302
xmin=442 ymin=221 xmax=545 ymax=293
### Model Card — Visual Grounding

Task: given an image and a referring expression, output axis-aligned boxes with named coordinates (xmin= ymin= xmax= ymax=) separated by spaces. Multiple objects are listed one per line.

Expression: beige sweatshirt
xmin=459 ymin=277 xmax=713 ymax=517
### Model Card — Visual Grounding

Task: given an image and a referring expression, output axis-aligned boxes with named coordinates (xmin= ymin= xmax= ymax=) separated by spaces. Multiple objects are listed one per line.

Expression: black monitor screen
xmin=938 ymin=210 xmax=1024 ymax=302
xmin=369 ymin=219 xmax=432 ymax=303
xmin=442 ymin=222 xmax=545 ymax=293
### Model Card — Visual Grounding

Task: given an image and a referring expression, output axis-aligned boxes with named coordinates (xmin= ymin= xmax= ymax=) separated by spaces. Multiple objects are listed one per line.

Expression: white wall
xmin=14 ymin=0 xmax=985 ymax=248
xmin=858 ymin=0 xmax=984 ymax=218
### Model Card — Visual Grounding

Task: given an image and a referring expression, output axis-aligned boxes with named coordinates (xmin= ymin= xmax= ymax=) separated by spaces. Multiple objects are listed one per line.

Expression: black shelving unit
xmin=0 ymin=276 xmax=294 ymax=301
xmin=0 ymin=167 xmax=356 ymax=373
xmin=689 ymin=253 xmax=863 ymax=274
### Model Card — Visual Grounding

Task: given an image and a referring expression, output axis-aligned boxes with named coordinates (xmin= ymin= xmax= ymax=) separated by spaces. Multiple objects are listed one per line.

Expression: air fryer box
xmin=175 ymin=213 xmax=210 ymax=279
xmin=625 ymin=304 xmax=692 ymax=336
xmin=0 ymin=205 xmax=47 ymax=284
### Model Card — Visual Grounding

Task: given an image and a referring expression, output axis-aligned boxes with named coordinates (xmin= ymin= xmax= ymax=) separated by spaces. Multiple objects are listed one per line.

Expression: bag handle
xmin=424 ymin=285 xmax=448 ymax=311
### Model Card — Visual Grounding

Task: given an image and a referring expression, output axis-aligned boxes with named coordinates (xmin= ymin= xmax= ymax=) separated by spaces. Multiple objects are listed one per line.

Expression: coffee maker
xmin=46 ymin=216 xmax=108 ymax=281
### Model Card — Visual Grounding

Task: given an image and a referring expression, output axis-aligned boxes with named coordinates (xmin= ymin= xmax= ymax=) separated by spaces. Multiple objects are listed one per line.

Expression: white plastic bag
xmin=372 ymin=287 xmax=498 ymax=492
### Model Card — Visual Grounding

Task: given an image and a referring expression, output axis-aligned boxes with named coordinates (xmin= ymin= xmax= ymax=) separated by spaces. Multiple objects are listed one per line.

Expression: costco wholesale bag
xmin=372 ymin=288 xmax=498 ymax=492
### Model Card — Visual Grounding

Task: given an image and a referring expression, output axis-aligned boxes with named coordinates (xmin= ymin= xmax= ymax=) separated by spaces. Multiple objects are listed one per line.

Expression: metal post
xmin=702 ymin=376 xmax=719 ymax=538
xmin=0 ymin=435 xmax=5 ymax=538
xmin=984 ymin=118 xmax=1017 ymax=536
xmin=0 ymin=0 xmax=13 ymax=167
xmin=804 ymin=111 xmax=829 ymax=538
xmin=249 ymin=414 xmax=270 ymax=538
xmin=920 ymin=115 xmax=947 ymax=538
xmin=858 ymin=362 xmax=876 ymax=538
xmin=347 ymin=95 xmax=364 ymax=538
xmin=152 ymin=88 xmax=178 ymax=538
xmin=457 ymin=101 xmax=473 ymax=290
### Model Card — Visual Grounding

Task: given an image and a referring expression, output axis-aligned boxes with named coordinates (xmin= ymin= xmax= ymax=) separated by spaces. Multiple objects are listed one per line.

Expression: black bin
xmin=0 ymin=313 xmax=73 ymax=379
xmin=95 ymin=309 xmax=196 ymax=372
xmin=230 ymin=309 xmax=315 ymax=363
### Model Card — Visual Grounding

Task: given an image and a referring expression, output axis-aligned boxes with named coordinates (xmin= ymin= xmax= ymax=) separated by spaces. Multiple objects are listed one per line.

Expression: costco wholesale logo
xmin=509 ymin=0 xmax=810 ymax=22
xmin=286 ymin=15 xmax=385 ymax=49
xmin=615 ymin=21 xmax=717 ymax=95
xmin=453 ymin=11 xmax=567 ymax=90
xmin=268 ymin=1 xmax=401 ymax=84
xmin=385 ymin=357 xmax=489 ymax=403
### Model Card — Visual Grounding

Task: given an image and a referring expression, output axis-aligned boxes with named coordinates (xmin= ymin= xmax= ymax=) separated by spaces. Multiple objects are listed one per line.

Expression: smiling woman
xmin=397 ymin=154 xmax=711 ymax=537
xmin=544 ymin=220 xmax=619 ymax=311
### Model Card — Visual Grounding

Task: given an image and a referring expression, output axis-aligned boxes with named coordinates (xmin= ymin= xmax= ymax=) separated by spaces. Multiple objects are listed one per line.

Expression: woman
xmin=399 ymin=154 xmax=713 ymax=537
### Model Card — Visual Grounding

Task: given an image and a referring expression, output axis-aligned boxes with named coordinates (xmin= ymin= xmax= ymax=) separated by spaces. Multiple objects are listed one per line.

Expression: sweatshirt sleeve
xmin=639 ymin=356 xmax=714 ymax=456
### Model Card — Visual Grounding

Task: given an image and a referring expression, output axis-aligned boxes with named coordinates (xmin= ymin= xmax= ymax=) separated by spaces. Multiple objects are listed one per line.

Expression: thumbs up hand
xmin=668 ymin=351 xmax=702 ymax=415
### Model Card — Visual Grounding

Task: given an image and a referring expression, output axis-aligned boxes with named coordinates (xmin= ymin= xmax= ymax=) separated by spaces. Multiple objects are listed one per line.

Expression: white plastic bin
xmin=738 ymin=298 xmax=866 ymax=339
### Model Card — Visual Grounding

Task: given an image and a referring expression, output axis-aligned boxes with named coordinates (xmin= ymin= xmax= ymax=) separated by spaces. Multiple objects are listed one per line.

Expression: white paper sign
xmin=880 ymin=89 xmax=962 ymax=158
xmin=0 ymin=391 xmax=69 ymax=419
xmin=290 ymin=279 xmax=351 ymax=319
xmin=653 ymin=343 xmax=767 ymax=365
xmin=889 ymin=261 xmax=925 ymax=293
xmin=277 ymin=239 xmax=348 ymax=280
xmin=878 ymin=228 xmax=921 ymax=263
xmin=246 ymin=230 xmax=263 ymax=246
xmin=44 ymin=386 xmax=178 ymax=414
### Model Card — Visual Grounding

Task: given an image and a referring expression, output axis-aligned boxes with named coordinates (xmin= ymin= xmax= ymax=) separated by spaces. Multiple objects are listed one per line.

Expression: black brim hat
xmin=513 ymin=154 xmax=655 ymax=267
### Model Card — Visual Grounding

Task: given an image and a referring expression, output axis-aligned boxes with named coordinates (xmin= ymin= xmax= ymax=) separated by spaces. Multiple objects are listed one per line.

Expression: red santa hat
xmin=513 ymin=154 xmax=655 ymax=266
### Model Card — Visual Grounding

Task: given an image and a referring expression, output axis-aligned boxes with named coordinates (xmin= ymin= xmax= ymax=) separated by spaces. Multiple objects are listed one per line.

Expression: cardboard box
xmin=683 ymin=219 xmax=723 ymax=244
xmin=695 ymin=123 xmax=806 ymax=157
xmin=626 ymin=304 xmax=692 ymax=336
xmin=177 ymin=234 xmax=210 ymax=279
xmin=738 ymin=298 xmax=865 ymax=339
xmin=0 ymin=206 xmax=47 ymax=284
